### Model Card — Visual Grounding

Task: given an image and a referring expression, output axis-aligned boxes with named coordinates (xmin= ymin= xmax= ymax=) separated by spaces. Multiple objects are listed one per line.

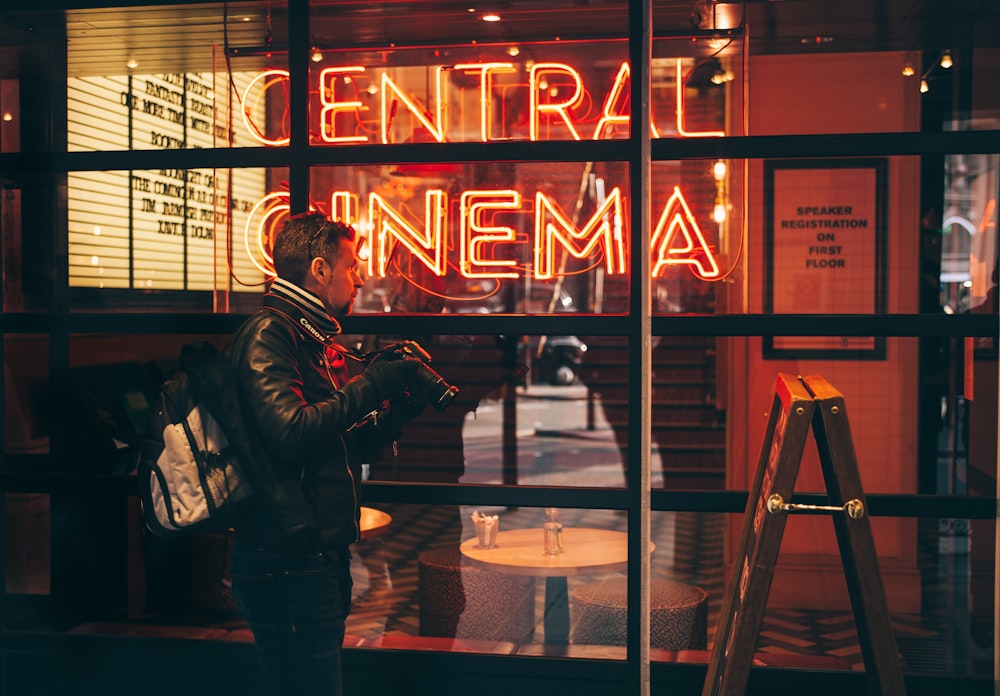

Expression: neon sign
xmin=242 ymin=58 xmax=725 ymax=145
xmin=244 ymin=186 xmax=720 ymax=281
xmin=237 ymin=53 xmax=729 ymax=287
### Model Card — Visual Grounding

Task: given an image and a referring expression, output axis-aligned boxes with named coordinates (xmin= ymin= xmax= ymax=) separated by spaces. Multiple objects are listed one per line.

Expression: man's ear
xmin=308 ymin=256 xmax=327 ymax=284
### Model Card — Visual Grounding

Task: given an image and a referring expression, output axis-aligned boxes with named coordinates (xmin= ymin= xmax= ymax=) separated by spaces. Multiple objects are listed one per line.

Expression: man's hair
xmin=272 ymin=212 xmax=356 ymax=285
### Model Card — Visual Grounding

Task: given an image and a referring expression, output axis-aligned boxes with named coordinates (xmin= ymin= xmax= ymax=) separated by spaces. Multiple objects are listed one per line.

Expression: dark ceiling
xmin=1 ymin=0 xmax=998 ymax=78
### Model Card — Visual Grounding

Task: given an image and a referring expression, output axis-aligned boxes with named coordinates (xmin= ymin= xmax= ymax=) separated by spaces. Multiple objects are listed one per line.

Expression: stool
xmin=418 ymin=547 xmax=535 ymax=644
xmin=571 ymin=576 xmax=707 ymax=650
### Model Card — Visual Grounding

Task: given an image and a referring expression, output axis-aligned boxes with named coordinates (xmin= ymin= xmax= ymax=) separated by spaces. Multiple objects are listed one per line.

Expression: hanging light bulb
xmin=901 ymin=63 xmax=915 ymax=77
xmin=713 ymin=203 xmax=727 ymax=224
xmin=311 ymin=48 xmax=323 ymax=63
xmin=940 ymin=51 xmax=953 ymax=69
xmin=920 ymin=79 xmax=929 ymax=94
xmin=713 ymin=160 xmax=727 ymax=181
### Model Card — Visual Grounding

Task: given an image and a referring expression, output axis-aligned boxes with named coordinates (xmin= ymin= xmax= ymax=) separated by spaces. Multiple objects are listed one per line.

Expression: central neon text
xmin=241 ymin=58 xmax=725 ymax=146
xmin=245 ymin=186 xmax=720 ymax=281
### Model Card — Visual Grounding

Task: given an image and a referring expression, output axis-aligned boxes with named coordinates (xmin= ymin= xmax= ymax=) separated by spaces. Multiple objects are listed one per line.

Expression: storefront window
xmin=66 ymin=2 xmax=282 ymax=152
xmin=66 ymin=167 xmax=277 ymax=307
xmin=1 ymin=0 xmax=998 ymax=692
xmin=2 ymin=335 xmax=49 ymax=457
xmin=310 ymin=162 xmax=630 ymax=315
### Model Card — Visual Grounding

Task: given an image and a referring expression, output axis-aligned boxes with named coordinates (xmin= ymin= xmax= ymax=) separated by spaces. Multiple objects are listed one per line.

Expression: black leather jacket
xmin=228 ymin=295 xmax=386 ymax=554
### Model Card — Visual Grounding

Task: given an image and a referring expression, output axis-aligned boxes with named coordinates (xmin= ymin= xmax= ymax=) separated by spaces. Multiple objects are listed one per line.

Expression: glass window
xmin=347 ymin=504 xmax=634 ymax=655
xmin=311 ymin=162 xmax=631 ymax=314
xmin=66 ymin=2 xmax=284 ymax=152
xmin=304 ymin=2 xmax=743 ymax=145
xmin=67 ymin=167 xmax=276 ymax=306
xmin=700 ymin=513 xmax=994 ymax=679
xmin=4 ymin=493 xmax=51 ymax=600
xmin=3 ymin=335 xmax=49 ymax=457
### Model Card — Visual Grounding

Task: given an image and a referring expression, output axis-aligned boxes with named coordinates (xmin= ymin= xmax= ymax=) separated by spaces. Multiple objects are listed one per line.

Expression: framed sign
xmin=763 ymin=159 xmax=887 ymax=359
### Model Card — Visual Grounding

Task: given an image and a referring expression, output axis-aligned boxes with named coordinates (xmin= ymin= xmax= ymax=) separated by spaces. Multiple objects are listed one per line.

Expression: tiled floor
xmin=344 ymin=501 xmax=986 ymax=676
xmin=75 ymin=385 xmax=987 ymax=679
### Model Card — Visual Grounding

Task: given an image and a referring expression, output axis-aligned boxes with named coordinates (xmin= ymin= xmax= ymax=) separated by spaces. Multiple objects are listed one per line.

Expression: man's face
xmin=314 ymin=236 xmax=364 ymax=316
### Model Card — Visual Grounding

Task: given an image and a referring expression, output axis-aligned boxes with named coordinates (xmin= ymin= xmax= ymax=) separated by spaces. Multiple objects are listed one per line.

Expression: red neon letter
xmin=459 ymin=190 xmax=521 ymax=278
xmin=454 ymin=63 xmax=516 ymax=142
xmin=241 ymin=70 xmax=291 ymax=146
xmin=529 ymin=63 xmax=584 ymax=141
xmin=318 ymin=66 xmax=370 ymax=144
xmin=330 ymin=191 xmax=360 ymax=226
xmin=593 ymin=62 xmax=630 ymax=140
xmin=675 ymin=59 xmax=725 ymax=138
xmin=593 ymin=62 xmax=662 ymax=139
xmin=650 ymin=186 xmax=720 ymax=278
xmin=534 ymin=188 xmax=626 ymax=279
xmin=244 ymin=192 xmax=291 ymax=277
xmin=368 ymin=190 xmax=447 ymax=277
xmin=381 ymin=68 xmax=447 ymax=144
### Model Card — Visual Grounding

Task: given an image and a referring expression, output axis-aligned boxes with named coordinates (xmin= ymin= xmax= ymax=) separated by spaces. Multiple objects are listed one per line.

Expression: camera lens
xmin=433 ymin=381 xmax=459 ymax=411
xmin=414 ymin=362 xmax=459 ymax=412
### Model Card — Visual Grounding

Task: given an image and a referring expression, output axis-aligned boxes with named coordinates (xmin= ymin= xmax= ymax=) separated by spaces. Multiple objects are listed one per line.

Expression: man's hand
xmin=363 ymin=355 xmax=421 ymax=401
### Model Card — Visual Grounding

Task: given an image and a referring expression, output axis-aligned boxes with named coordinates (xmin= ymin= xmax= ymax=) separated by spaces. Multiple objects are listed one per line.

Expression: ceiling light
xmin=482 ymin=13 xmax=501 ymax=22
xmin=311 ymin=48 xmax=323 ymax=63
xmin=902 ymin=63 xmax=914 ymax=77
xmin=940 ymin=51 xmax=953 ymax=69
xmin=127 ymin=58 xmax=138 ymax=69
xmin=507 ymin=46 xmax=520 ymax=57
xmin=713 ymin=160 xmax=727 ymax=181
xmin=2 ymin=112 xmax=12 ymax=122
xmin=920 ymin=79 xmax=929 ymax=94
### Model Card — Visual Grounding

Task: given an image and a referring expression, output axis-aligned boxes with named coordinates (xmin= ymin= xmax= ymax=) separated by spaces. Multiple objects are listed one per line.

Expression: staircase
xmin=578 ymin=335 xmax=726 ymax=490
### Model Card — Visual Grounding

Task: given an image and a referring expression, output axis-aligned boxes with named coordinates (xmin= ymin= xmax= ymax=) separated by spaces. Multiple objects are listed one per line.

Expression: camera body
xmin=363 ymin=340 xmax=459 ymax=412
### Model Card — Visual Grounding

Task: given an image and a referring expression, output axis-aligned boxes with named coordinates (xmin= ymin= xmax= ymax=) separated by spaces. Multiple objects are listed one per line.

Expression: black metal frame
xmin=1 ymin=0 xmax=999 ymax=694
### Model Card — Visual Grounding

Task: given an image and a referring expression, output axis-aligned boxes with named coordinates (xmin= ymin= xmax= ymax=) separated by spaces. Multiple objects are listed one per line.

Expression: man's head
xmin=272 ymin=212 xmax=364 ymax=315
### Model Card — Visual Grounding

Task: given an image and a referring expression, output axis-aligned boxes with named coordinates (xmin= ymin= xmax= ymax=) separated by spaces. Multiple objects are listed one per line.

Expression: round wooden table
xmin=359 ymin=506 xmax=392 ymax=540
xmin=460 ymin=527 xmax=650 ymax=644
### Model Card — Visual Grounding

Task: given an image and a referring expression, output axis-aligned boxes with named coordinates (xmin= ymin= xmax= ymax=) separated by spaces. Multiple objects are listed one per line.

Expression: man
xmin=227 ymin=212 xmax=427 ymax=695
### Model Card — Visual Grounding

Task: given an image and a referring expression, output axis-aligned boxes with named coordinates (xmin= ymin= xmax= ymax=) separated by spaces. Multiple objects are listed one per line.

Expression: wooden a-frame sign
xmin=702 ymin=373 xmax=906 ymax=696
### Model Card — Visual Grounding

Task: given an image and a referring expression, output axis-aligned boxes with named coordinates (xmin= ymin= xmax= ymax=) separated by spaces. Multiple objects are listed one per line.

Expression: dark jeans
xmin=230 ymin=543 xmax=353 ymax=696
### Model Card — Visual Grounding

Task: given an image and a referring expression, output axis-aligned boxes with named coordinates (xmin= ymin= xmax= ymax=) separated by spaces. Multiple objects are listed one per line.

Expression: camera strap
xmin=262 ymin=293 xmax=340 ymax=347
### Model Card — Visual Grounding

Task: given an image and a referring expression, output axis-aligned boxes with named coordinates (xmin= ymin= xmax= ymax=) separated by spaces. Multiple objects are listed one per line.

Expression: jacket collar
xmin=263 ymin=278 xmax=342 ymax=346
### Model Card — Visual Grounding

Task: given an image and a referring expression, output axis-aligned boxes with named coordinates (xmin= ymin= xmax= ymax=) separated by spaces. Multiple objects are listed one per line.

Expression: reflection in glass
xmin=344 ymin=332 xmax=630 ymax=489
xmin=4 ymin=493 xmax=51 ymax=601
xmin=66 ymin=2 xmax=282 ymax=152
xmin=303 ymin=16 xmax=742 ymax=146
xmin=349 ymin=505 xmax=634 ymax=655
xmin=3 ymin=335 xmax=49 ymax=456
xmin=701 ymin=513 xmax=995 ymax=677
xmin=348 ymin=333 xmax=728 ymax=492
xmin=67 ymin=168 xmax=273 ymax=300
xmin=311 ymin=162 xmax=631 ymax=315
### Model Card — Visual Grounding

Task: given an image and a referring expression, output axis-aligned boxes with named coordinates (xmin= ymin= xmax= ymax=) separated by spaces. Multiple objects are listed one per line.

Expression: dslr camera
xmin=361 ymin=340 xmax=459 ymax=412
